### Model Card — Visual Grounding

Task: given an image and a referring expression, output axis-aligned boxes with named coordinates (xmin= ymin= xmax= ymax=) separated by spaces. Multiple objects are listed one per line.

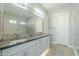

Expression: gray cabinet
xmin=35 ymin=36 xmax=50 ymax=56
xmin=1 ymin=35 xmax=50 ymax=56
xmin=7 ymin=50 xmax=24 ymax=56
xmin=0 ymin=50 xmax=1 ymax=56
xmin=23 ymin=46 xmax=36 ymax=56
xmin=36 ymin=43 xmax=42 ymax=56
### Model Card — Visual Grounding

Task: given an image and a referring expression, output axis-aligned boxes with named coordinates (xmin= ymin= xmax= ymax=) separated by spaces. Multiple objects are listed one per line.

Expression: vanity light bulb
xmin=34 ymin=8 xmax=44 ymax=16
xmin=9 ymin=20 xmax=17 ymax=24
xmin=20 ymin=22 xmax=26 ymax=25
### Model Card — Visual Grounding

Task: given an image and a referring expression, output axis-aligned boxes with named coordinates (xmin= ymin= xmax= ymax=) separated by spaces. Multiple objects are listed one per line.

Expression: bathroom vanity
xmin=0 ymin=4 xmax=49 ymax=56
xmin=0 ymin=34 xmax=50 ymax=56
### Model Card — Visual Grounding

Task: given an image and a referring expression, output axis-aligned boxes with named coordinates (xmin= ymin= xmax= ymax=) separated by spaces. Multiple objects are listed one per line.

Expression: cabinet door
xmin=2 ymin=40 xmax=36 ymax=56
xmin=35 ymin=36 xmax=50 ymax=56
xmin=0 ymin=50 xmax=1 ymax=56
xmin=43 ymin=36 xmax=50 ymax=48
xmin=3 ymin=46 xmax=36 ymax=56
xmin=23 ymin=46 xmax=36 ymax=56
xmin=35 ymin=44 xmax=42 ymax=56
xmin=35 ymin=39 xmax=47 ymax=56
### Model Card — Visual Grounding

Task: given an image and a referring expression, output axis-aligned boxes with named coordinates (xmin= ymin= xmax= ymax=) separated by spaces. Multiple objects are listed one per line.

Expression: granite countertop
xmin=0 ymin=34 xmax=49 ymax=50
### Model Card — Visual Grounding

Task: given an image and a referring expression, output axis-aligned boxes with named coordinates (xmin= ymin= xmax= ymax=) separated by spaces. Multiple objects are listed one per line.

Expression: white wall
xmin=49 ymin=4 xmax=71 ymax=43
xmin=69 ymin=6 xmax=79 ymax=48
xmin=49 ymin=4 xmax=79 ymax=49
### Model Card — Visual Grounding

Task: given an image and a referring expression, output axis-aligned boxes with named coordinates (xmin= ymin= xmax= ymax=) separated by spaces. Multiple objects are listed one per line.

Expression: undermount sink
xmin=9 ymin=39 xmax=28 ymax=45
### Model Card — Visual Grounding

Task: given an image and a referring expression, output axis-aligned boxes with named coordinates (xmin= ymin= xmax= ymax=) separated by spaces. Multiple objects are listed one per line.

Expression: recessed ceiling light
xmin=9 ymin=20 xmax=17 ymax=24
xmin=20 ymin=21 xmax=26 ymax=25
xmin=34 ymin=8 xmax=44 ymax=16
xmin=34 ymin=11 xmax=44 ymax=18
xmin=12 ymin=3 xmax=28 ymax=10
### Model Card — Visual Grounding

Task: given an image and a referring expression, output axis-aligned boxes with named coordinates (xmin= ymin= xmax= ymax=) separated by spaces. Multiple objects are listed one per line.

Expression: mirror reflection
xmin=0 ymin=3 xmax=46 ymax=41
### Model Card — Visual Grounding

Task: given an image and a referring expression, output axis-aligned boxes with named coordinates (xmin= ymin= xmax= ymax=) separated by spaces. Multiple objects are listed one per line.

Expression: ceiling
xmin=42 ymin=3 xmax=73 ymax=12
xmin=4 ymin=3 xmax=47 ymax=18
xmin=4 ymin=4 xmax=37 ymax=18
xmin=4 ymin=3 xmax=79 ymax=17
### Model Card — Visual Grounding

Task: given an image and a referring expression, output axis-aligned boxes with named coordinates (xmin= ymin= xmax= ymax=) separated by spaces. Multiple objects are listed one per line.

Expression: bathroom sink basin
xmin=9 ymin=39 xmax=28 ymax=45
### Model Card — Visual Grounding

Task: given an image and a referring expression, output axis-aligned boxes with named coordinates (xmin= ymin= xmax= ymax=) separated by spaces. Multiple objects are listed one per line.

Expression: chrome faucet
xmin=13 ymin=33 xmax=18 ymax=40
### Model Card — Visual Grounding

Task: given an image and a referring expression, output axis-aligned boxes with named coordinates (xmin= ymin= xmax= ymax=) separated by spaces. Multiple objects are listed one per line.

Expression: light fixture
xmin=34 ymin=8 xmax=44 ymax=16
xmin=12 ymin=3 xmax=28 ymax=10
xmin=34 ymin=12 xmax=41 ymax=17
xmin=34 ymin=12 xmax=44 ymax=18
xmin=20 ymin=21 xmax=26 ymax=25
xmin=9 ymin=20 xmax=17 ymax=24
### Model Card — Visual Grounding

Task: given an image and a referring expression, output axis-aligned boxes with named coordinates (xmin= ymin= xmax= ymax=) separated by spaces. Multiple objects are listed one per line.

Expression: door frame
xmin=54 ymin=12 xmax=69 ymax=46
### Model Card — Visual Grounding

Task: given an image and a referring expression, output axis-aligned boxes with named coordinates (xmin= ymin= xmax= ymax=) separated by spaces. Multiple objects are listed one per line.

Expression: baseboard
xmin=52 ymin=42 xmax=58 ymax=44
xmin=52 ymin=42 xmax=69 ymax=46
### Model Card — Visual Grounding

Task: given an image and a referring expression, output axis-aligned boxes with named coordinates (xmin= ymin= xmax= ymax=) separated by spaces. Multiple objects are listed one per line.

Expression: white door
xmin=54 ymin=12 xmax=69 ymax=46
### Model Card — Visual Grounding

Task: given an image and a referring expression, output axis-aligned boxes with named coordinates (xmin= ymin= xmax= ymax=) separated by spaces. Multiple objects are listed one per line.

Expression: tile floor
xmin=46 ymin=44 xmax=75 ymax=56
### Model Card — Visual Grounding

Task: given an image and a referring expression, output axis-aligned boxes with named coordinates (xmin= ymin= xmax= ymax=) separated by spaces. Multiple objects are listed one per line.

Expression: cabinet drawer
xmin=2 ymin=42 xmax=34 ymax=56
xmin=2 ymin=46 xmax=24 ymax=56
xmin=5 ymin=50 xmax=24 ymax=56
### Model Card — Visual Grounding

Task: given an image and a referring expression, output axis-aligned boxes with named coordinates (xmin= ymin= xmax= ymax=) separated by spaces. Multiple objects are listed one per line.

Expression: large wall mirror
xmin=0 ymin=3 xmax=48 ymax=41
